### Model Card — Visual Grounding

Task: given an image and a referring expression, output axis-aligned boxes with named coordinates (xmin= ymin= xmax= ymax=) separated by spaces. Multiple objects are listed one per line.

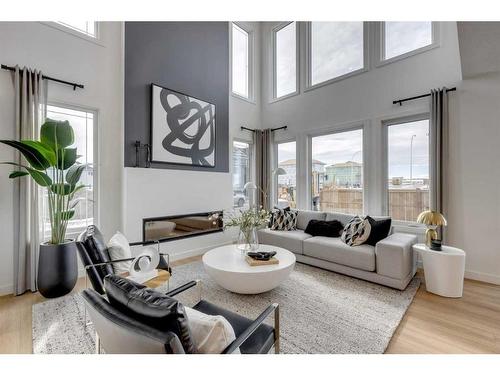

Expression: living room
xmin=0 ymin=0 xmax=499 ymax=372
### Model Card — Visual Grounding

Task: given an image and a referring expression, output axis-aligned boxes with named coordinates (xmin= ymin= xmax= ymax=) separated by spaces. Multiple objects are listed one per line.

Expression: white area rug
xmin=33 ymin=261 xmax=419 ymax=354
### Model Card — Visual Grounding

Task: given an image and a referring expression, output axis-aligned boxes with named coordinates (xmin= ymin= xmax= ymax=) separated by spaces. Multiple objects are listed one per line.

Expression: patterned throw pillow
xmin=270 ymin=209 xmax=298 ymax=231
xmin=340 ymin=216 xmax=372 ymax=246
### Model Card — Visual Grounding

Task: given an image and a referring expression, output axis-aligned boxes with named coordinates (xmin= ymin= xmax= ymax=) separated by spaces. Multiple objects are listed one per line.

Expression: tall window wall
xmin=276 ymin=141 xmax=297 ymax=208
xmin=386 ymin=118 xmax=430 ymax=222
xmin=232 ymin=141 xmax=252 ymax=208
xmin=273 ymin=22 xmax=297 ymax=99
xmin=41 ymin=105 xmax=96 ymax=241
xmin=231 ymin=23 xmax=251 ymax=99
xmin=310 ymin=129 xmax=363 ymax=214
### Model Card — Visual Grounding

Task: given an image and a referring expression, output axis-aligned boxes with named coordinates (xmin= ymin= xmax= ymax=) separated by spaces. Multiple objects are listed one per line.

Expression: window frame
xmin=382 ymin=113 xmax=431 ymax=227
xmin=376 ymin=22 xmax=440 ymax=67
xmin=232 ymin=138 xmax=255 ymax=208
xmin=44 ymin=102 xmax=99 ymax=239
xmin=41 ymin=22 xmax=102 ymax=46
xmin=271 ymin=21 xmax=300 ymax=103
xmin=230 ymin=22 xmax=255 ymax=103
xmin=305 ymin=22 xmax=369 ymax=92
xmin=274 ymin=138 xmax=298 ymax=208
xmin=307 ymin=122 xmax=366 ymax=213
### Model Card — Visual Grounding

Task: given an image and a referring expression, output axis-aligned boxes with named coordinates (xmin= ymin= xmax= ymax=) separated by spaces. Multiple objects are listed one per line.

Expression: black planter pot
xmin=37 ymin=240 xmax=78 ymax=298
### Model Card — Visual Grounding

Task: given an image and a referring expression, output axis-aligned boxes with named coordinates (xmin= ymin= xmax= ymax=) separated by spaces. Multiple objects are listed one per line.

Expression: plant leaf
xmin=20 ymin=140 xmax=57 ymax=166
xmin=59 ymin=210 xmax=75 ymax=221
xmin=50 ymin=182 xmax=73 ymax=195
xmin=66 ymin=164 xmax=86 ymax=185
xmin=9 ymin=171 xmax=29 ymax=178
xmin=27 ymin=168 xmax=52 ymax=187
xmin=57 ymin=148 xmax=77 ymax=170
xmin=0 ymin=140 xmax=51 ymax=170
xmin=40 ymin=118 xmax=74 ymax=150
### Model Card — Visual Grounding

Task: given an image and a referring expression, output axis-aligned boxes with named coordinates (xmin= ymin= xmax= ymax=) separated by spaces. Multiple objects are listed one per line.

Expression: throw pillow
xmin=341 ymin=216 xmax=372 ymax=246
xmin=107 ymin=231 xmax=132 ymax=274
xmin=184 ymin=307 xmax=240 ymax=354
xmin=268 ymin=206 xmax=290 ymax=228
xmin=304 ymin=220 xmax=344 ymax=237
xmin=270 ymin=209 xmax=298 ymax=231
xmin=104 ymin=274 xmax=197 ymax=354
xmin=365 ymin=216 xmax=392 ymax=246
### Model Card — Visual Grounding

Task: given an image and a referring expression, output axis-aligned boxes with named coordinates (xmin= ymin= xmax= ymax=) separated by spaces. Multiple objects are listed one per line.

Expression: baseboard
xmin=464 ymin=270 xmax=500 ymax=285
xmin=0 ymin=283 xmax=13 ymax=297
xmin=169 ymin=241 xmax=234 ymax=262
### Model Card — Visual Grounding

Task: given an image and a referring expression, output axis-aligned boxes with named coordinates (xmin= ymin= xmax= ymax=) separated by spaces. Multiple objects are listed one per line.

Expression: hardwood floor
xmin=1 ymin=257 xmax=499 ymax=354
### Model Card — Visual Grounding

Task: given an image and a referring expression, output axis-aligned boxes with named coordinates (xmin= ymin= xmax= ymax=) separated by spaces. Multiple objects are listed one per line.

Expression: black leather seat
xmin=192 ymin=300 xmax=275 ymax=354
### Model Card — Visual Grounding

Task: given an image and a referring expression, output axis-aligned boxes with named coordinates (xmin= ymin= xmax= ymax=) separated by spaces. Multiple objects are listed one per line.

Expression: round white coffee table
xmin=413 ymin=243 xmax=466 ymax=298
xmin=202 ymin=244 xmax=296 ymax=294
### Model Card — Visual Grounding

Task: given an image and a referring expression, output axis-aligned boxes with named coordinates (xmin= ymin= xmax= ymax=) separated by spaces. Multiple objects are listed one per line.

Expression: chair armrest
xmin=222 ymin=303 xmax=279 ymax=354
xmin=165 ymin=280 xmax=200 ymax=298
xmin=375 ymin=233 xmax=417 ymax=280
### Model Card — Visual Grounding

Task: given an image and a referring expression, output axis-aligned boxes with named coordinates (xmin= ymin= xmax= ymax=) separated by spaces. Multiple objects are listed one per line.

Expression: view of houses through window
xmin=232 ymin=141 xmax=252 ymax=209
xmin=311 ymin=129 xmax=364 ymax=214
xmin=40 ymin=105 xmax=96 ymax=241
xmin=277 ymin=141 xmax=297 ymax=208
xmin=387 ymin=118 xmax=430 ymax=222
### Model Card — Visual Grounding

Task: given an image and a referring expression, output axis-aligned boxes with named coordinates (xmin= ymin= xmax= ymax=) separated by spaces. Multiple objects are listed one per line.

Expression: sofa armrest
xmin=375 ymin=233 xmax=417 ymax=280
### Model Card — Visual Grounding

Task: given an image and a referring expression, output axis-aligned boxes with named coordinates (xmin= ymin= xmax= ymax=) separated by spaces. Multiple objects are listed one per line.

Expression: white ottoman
xmin=413 ymin=243 xmax=466 ymax=298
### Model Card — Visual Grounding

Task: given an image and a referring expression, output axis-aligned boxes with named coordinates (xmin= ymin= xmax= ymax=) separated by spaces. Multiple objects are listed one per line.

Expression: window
xmin=383 ymin=22 xmax=433 ymax=60
xmin=232 ymin=141 xmax=252 ymax=208
xmin=40 ymin=105 xmax=96 ymax=241
xmin=311 ymin=129 xmax=363 ymax=214
xmin=274 ymin=22 xmax=297 ymax=99
xmin=386 ymin=118 xmax=430 ymax=222
xmin=276 ymin=142 xmax=297 ymax=208
xmin=232 ymin=23 xmax=251 ymax=99
xmin=308 ymin=22 xmax=364 ymax=87
xmin=56 ymin=21 xmax=97 ymax=38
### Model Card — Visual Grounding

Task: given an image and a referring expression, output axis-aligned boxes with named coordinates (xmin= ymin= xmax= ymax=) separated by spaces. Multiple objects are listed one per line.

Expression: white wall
xmin=448 ymin=72 xmax=500 ymax=284
xmin=0 ymin=22 xmax=123 ymax=295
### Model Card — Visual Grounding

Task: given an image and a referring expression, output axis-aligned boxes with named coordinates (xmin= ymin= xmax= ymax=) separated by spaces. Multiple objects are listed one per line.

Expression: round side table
xmin=413 ymin=243 xmax=466 ymax=298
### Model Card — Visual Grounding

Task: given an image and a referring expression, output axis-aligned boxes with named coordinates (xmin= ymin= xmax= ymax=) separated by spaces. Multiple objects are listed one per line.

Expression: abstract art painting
xmin=151 ymin=84 xmax=216 ymax=167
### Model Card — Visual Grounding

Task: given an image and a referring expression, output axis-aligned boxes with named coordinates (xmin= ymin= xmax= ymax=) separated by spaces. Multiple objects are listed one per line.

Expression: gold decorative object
xmin=417 ymin=210 xmax=447 ymax=247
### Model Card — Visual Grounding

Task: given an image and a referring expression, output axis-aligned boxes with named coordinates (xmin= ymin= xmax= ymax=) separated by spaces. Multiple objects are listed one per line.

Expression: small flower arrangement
xmin=225 ymin=208 xmax=270 ymax=252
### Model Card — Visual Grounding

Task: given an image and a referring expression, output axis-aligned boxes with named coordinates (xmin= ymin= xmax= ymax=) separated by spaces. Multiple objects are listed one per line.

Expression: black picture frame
xmin=150 ymin=83 xmax=216 ymax=168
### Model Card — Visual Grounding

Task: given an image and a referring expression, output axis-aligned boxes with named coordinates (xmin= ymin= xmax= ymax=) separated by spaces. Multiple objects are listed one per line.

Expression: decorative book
xmin=245 ymin=256 xmax=279 ymax=267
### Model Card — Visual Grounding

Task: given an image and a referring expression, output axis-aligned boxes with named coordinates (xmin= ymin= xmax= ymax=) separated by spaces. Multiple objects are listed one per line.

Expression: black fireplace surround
xmin=142 ymin=211 xmax=223 ymax=244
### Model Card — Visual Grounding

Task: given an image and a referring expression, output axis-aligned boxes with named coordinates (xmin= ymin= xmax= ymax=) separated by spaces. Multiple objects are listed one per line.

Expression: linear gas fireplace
xmin=142 ymin=211 xmax=223 ymax=243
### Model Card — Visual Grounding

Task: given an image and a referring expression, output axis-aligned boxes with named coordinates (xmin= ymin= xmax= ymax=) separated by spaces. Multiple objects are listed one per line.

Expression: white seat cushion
xmin=303 ymin=237 xmax=376 ymax=271
xmin=185 ymin=306 xmax=240 ymax=354
xmin=107 ymin=231 xmax=132 ymax=274
xmin=258 ymin=228 xmax=312 ymax=255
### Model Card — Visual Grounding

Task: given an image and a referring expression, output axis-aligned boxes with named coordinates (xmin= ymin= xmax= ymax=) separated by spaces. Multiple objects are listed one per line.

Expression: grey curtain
xmin=13 ymin=66 xmax=47 ymax=295
xmin=254 ymin=129 xmax=272 ymax=210
xmin=429 ymin=87 xmax=449 ymax=214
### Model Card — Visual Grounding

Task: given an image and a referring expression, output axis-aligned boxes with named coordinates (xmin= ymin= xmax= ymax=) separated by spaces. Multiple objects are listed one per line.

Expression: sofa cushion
xmin=303 ymin=237 xmax=375 ymax=271
xmin=257 ymin=228 xmax=312 ymax=255
xmin=296 ymin=210 xmax=327 ymax=230
xmin=304 ymin=220 xmax=343 ymax=237
xmin=325 ymin=212 xmax=355 ymax=226
xmin=270 ymin=209 xmax=298 ymax=231
xmin=365 ymin=216 xmax=392 ymax=246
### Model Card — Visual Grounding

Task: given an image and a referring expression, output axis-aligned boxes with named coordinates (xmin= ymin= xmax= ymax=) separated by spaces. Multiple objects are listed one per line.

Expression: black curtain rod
xmin=241 ymin=125 xmax=288 ymax=133
xmin=393 ymin=87 xmax=456 ymax=106
xmin=1 ymin=64 xmax=84 ymax=90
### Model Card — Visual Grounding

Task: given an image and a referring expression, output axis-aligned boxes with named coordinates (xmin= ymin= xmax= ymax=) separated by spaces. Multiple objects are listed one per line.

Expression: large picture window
xmin=274 ymin=22 xmax=297 ymax=99
xmin=276 ymin=141 xmax=297 ymax=208
xmin=41 ymin=105 xmax=96 ymax=241
xmin=383 ymin=22 xmax=433 ymax=60
xmin=309 ymin=22 xmax=364 ymax=87
xmin=232 ymin=23 xmax=251 ymax=99
xmin=386 ymin=118 xmax=430 ymax=222
xmin=232 ymin=141 xmax=252 ymax=208
xmin=311 ymin=129 xmax=363 ymax=214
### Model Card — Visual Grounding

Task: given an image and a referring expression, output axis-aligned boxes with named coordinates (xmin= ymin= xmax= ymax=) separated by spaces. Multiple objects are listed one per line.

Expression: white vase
xmin=236 ymin=227 xmax=259 ymax=254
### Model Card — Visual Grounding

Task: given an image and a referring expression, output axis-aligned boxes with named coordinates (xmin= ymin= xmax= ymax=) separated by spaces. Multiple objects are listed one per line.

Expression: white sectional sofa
xmin=258 ymin=210 xmax=418 ymax=290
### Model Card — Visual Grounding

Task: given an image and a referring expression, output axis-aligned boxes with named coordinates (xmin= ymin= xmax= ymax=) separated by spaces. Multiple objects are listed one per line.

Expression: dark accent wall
xmin=124 ymin=22 xmax=229 ymax=172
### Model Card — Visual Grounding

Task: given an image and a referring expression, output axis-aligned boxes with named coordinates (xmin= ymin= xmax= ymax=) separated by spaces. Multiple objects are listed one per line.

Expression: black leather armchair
xmin=77 ymin=225 xmax=171 ymax=295
xmin=82 ymin=278 xmax=280 ymax=354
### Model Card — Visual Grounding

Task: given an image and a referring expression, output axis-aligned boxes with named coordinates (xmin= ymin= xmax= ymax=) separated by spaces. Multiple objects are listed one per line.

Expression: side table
xmin=413 ymin=243 xmax=466 ymax=297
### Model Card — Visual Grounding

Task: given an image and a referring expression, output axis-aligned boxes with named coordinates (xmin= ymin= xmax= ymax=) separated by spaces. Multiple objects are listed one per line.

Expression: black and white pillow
xmin=270 ymin=209 xmax=298 ymax=231
xmin=341 ymin=216 xmax=371 ymax=246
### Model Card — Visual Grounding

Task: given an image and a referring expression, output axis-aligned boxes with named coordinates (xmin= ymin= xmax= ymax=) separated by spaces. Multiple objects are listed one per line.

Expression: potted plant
xmin=1 ymin=119 xmax=87 ymax=298
xmin=225 ymin=208 xmax=270 ymax=254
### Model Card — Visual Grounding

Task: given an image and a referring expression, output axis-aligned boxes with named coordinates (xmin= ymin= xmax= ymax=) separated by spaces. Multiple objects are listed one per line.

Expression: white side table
xmin=413 ymin=243 xmax=466 ymax=298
